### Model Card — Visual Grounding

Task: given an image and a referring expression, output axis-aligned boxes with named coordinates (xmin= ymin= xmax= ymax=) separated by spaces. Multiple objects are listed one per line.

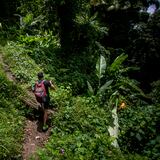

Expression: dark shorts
xmin=36 ymin=96 xmax=50 ymax=109
xmin=42 ymin=96 xmax=50 ymax=109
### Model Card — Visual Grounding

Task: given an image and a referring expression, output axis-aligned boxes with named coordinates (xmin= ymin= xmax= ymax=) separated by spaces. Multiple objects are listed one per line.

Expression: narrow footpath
xmin=22 ymin=118 xmax=51 ymax=160
xmin=0 ymin=52 xmax=53 ymax=160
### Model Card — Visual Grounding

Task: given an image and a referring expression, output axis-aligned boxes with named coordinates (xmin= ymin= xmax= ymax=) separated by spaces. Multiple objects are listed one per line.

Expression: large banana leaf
xmin=97 ymin=80 xmax=113 ymax=95
xmin=96 ymin=54 xmax=106 ymax=79
xmin=110 ymin=53 xmax=128 ymax=72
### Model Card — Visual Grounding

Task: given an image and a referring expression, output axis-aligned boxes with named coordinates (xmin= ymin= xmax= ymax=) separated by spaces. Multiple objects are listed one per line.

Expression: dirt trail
xmin=22 ymin=118 xmax=51 ymax=160
xmin=0 ymin=52 xmax=53 ymax=160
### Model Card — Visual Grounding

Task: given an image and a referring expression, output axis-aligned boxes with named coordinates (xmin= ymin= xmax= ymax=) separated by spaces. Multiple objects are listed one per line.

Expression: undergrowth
xmin=0 ymin=66 xmax=24 ymax=159
xmin=0 ymin=33 xmax=159 ymax=160
xmin=36 ymin=86 xmax=148 ymax=160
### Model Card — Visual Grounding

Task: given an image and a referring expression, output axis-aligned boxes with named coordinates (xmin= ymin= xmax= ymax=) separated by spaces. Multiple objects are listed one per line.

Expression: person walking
xmin=32 ymin=72 xmax=55 ymax=131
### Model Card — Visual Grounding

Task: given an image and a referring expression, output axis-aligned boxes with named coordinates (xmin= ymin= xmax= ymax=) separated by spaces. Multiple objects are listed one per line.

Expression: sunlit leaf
xmin=110 ymin=53 xmax=128 ymax=72
xmin=96 ymin=54 xmax=106 ymax=79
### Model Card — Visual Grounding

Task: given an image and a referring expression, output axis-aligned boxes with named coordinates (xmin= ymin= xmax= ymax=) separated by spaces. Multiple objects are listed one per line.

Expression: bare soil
xmin=22 ymin=118 xmax=51 ymax=160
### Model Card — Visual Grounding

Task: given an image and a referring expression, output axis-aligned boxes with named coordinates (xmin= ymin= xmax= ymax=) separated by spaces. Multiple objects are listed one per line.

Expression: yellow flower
xmin=119 ymin=102 xmax=126 ymax=110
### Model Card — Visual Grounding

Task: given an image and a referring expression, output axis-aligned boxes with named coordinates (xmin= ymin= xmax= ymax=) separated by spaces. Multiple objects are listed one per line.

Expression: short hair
xmin=37 ymin=72 xmax=44 ymax=79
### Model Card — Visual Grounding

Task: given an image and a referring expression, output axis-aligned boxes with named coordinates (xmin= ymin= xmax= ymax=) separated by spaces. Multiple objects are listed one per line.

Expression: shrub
xmin=118 ymin=104 xmax=160 ymax=159
xmin=37 ymin=94 xmax=124 ymax=159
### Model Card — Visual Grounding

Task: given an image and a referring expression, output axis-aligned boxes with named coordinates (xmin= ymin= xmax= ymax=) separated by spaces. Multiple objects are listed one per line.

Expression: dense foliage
xmin=0 ymin=0 xmax=160 ymax=159
xmin=119 ymin=104 xmax=160 ymax=159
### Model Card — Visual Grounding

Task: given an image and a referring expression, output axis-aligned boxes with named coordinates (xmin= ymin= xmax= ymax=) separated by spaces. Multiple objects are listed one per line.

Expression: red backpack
xmin=34 ymin=80 xmax=47 ymax=103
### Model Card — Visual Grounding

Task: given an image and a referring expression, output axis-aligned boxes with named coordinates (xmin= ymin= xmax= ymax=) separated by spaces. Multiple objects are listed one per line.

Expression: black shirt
xmin=43 ymin=80 xmax=51 ymax=96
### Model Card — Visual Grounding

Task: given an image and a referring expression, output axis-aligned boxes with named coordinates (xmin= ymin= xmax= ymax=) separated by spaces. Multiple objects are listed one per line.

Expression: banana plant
xmin=87 ymin=54 xmax=113 ymax=96
xmin=87 ymin=52 xmax=129 ymax=96
xmin=87 ymin=52 xmax=121 ymax=148
xmin=87 ymin=49 xmax=145 ymax=99
xmin=87 ymin=43 xmax=147 ymax=148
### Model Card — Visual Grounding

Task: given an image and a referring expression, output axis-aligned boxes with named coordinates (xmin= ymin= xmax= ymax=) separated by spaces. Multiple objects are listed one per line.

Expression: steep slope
xmin=0 ymin=48 xmax=53 ymax=160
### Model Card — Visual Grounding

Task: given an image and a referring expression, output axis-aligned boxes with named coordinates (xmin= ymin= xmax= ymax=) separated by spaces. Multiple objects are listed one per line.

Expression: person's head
xmin=37 ymin=72 xmax=44 ymax=80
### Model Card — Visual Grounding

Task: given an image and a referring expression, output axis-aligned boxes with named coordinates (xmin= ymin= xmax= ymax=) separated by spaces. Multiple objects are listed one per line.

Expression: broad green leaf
xmin=110 ymin=53 xmax=128 ymax=72
xmin=87 ymin=81 xmax=94 ymax=95
xmin=97 ymin=80 xmax=113 ymax=95
xmin=96 ymin=55 xmax=106 ymax=79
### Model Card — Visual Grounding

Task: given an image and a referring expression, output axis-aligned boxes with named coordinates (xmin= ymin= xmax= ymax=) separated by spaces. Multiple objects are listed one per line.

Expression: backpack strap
xmin=36 ymin=80 xmax=45 ymax=84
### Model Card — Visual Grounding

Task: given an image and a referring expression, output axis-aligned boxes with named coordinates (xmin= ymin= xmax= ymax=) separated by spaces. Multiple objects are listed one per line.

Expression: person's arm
xmin=49 ymin=80 xmax=56 ymax=90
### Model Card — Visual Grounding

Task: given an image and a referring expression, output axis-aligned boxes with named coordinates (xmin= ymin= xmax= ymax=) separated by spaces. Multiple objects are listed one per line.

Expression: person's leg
xmin=42 ymin=108 xmax=49 ymax=131
xmin=38 ymin=102 xmax=44 ymax=121
xmin=42 ymin=96 xmax=50 ymax=131
xmin=43 ymin=108 xmax=48 ymax=126
xmin=42 ymin=101 xmax=49 ymax=131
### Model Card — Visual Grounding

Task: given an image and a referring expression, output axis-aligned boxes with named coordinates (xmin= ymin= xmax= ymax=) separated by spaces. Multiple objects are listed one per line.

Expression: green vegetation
xmin=0 ymin=67 xmax=24 ymax=159
xmin=0 ymin=0 xmax=160 ymax=159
